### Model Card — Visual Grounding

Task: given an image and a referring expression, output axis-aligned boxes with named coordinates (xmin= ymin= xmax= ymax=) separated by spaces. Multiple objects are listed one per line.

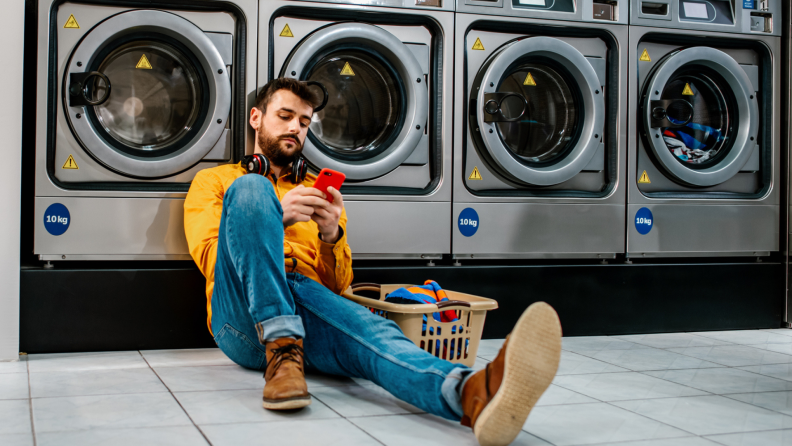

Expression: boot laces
xmin=268 ymin=343 xmax=305 ymax=375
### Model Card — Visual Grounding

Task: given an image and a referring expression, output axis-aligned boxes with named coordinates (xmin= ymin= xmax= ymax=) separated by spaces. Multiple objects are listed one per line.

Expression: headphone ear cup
xmin=291 ymin=156 xmax=308 ymax=183
xmin=257 ymin=154 xmax=271 ymax=177
xmin=242 ymin=154 xmax=270 ymax=176
xmin=242 ymin=155 xmax=257 ymax=174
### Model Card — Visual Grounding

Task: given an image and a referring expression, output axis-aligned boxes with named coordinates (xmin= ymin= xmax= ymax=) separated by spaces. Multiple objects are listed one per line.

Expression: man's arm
xmin=312 ymin=187 xmax=353 ymax=294
xmin=184 ymin=170 xmax=224 ymax=281
xmin=315 ymin=208 xmax=354 ymax=294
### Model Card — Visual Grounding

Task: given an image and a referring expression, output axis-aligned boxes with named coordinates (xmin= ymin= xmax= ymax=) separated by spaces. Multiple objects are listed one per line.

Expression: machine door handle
xmin=481 ymin=92 xmax=527 ymax=123
xmin=305 ymin=81 xmax=328 ymax=113
xmin=69 ymin=71 xmax=111 ymax=107
xmin=648 ymin=99 xmax=693 ymax=129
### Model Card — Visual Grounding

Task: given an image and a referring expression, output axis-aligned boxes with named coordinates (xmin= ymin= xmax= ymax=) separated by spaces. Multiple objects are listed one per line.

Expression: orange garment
xmin=183 ymin=163 xmax=354 ymax=335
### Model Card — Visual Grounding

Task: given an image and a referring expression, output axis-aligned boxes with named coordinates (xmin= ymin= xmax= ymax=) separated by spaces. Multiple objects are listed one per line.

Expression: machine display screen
xmin=679 ymin=0 xmax=733 ymax=24
xmin=518 ymin=0 xmax=546 ymax=5
xmin=682 ymin=2 xmax=708 ymax=19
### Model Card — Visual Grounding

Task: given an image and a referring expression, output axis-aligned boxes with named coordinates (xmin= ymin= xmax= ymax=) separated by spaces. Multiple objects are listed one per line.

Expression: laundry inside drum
xmin=495 ymin=62 xmax=579 ymax=165
xmin=659 ymin=68 xmax=735 ymax=167
xmin=306 ymin=50 xmax=403 ymax=161
xmin=89 ymin=40 xmax=203 ymax=152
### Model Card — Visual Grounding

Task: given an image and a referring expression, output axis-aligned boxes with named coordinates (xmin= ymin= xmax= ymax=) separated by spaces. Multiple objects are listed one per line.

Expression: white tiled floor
xmin=3 ymin=329 xmax=792 ymax=445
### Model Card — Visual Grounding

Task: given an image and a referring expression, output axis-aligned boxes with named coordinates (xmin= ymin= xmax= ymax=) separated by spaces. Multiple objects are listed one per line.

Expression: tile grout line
xmin=558 ymin=339 xmax=709 ymax=439
xmin=702 ymin=427 xmax=792 ymax=442
xmin=25 ymin=355 xmax=37 ymax=446
xmin=564 ymin=433 xmax=728 ymax=446
xmin=600 ymin=335 xmax=792 ymax=437
xmin=137 ymin=351 xmax=214 ymax=446
xmin=599 ymin=399 xmax=701 ymax=438
xmin=551 ymin=377 xmax=718 ymax=404
xmin=511 ymin=335 xmax=792 ymax=442
xmin=661 ymin=342 xmax=792 ymax=368
xmin=308 ymin=393 xmax=387 ymax=446
xmin=719 ymin=392 xmax=792 ymax=419
xmin=562 ymin=334 xmax=792 ymax=434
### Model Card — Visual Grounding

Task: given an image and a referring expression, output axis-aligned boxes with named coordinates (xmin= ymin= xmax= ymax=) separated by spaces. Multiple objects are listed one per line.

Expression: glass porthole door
xmin=472 ymin=36 xmax=604 ymax=186
xmin=641 ymin=47 xmax=759 ymax=187
xmin=281 ymin=23 xmax=428 ymax=181
xmin=64 ymin=10 xmax=230 ymax=179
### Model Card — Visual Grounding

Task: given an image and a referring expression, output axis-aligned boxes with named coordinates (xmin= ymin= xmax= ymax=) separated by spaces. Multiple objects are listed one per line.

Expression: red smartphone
xmin=312 ymin=168 xmax=346 ymax=203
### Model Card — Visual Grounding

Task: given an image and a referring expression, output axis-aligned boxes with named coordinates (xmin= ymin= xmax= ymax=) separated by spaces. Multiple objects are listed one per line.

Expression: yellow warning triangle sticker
xmin=279 ymin=24 xmax=294 ymax=37
xmin=64 ymin=14 xmax=80 ymax=29
xmin=468 ymin=166 xmax=483 ymax=181
xmin=682 ymin=83 xmax=694 ymax=96
xmin=472 ymin=38 xmax=485 ymax=51
xmin=62 ymin=154 xmax=79 ymax=170
xmin=523 ymin=72 xmax=537 ymax=86
xmin=136 ymin=54 xmax=153 ymax=70
xmin=639 ymin=49 xmax=651 ymax=62
xmin=340 ymin=62 xmax=355 ymax=76
xmin=638 ymin=170 xmax=651 ymax=184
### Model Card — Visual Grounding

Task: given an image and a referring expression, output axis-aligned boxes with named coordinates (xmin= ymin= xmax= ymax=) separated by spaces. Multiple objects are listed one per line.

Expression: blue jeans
xmin=210 ymin=174 xmax=471 ymax=420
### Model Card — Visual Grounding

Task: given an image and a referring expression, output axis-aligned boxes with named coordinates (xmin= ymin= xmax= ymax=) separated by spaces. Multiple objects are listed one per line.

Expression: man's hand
xmin=281 ymin=185 xmax=327 ymax=228
xmin=311 ymin=186 xmax=344 ymax=244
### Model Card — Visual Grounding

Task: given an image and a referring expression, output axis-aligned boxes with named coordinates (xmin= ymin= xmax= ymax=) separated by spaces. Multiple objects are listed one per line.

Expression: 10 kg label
xmin=458 ymin=208 xmax=479 ymax=237
xmin=44 ymin=203 xmax=70 ymax=236
xmin=635 ymin=207 xmax=653 ymax=235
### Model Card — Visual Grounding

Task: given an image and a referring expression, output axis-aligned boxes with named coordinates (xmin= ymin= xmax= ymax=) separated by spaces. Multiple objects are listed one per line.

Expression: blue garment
xmin=211 ymin=174 xmax=471 ymax=420
xmin=385 ymin=282 xmax=468 ymax=356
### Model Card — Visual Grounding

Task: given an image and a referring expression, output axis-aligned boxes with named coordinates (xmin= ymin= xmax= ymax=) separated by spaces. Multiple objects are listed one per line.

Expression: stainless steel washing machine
xmin=33 ymin=0 xmax=258 ymax=261
xmin=453 ymin=0 xmax=628 ymax=260
xmin=259 ymin=0 xmax=454 ymax=260
xmin=627 ymin=0 xmax=781 ymax=258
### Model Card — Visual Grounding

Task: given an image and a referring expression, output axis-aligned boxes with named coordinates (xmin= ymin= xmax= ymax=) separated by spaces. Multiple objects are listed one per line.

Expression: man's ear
xmin=249 ymin=107 xmax=262 ymax=131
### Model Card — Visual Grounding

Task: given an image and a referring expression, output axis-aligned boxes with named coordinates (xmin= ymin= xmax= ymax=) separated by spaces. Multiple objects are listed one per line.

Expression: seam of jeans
xmin=297 ymin=299 xmax=449 ymax=380
xmin=215 ymin=323 xmax=268 ymax=370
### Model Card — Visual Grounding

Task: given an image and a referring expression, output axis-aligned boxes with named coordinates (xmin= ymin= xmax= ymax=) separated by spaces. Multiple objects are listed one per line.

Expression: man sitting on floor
xmin=183 ymin=78 xmax=562 ymax=446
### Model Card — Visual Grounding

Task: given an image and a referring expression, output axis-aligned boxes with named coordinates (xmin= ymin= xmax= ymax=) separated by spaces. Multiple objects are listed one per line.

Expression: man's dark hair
xmin=255 ymin=78 xmax=320 ymax=113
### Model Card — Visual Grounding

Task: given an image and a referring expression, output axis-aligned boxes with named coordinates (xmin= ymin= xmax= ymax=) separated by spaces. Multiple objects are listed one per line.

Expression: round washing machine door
xmin=473 ymin=37 xmax=604 ymax=186
xmin=64 ymin=10 xmax=230 ymax=179
xmin=641 ymin=47 xmax=759 ymax=187
xmin=281 ymin=23 xmax=428 ymax=181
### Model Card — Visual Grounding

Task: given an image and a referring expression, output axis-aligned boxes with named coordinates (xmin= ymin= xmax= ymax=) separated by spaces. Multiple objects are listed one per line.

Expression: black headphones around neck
xmin=242 ymin=153 xmax=308 ymax=184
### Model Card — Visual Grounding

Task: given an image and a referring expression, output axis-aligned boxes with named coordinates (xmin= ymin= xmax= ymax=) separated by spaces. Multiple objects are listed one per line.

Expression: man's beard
xmin=257 ymin=130 xmax=302 ymax=168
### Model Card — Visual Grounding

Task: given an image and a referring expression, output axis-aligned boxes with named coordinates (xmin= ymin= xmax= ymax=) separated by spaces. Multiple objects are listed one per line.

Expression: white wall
xmin=0 ymin=0 xmax=25 ymax=361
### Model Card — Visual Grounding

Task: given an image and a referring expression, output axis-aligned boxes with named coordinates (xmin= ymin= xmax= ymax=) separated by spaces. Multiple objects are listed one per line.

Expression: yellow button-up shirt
xmin=183 ymin=163 xmax=354 ymax=335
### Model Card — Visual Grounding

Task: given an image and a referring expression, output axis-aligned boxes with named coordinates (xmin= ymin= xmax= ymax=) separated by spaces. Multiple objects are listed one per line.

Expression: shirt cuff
xmin=318 ymin=226 xmax=346 ymax=252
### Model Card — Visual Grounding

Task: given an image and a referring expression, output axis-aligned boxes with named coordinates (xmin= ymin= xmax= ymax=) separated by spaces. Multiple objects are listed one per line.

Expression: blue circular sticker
xmin=458 ymin=208 xmax=479 ymax=237
xmin=44 ymin=203 xmax=70 ymax=236
xmin=635 ymin=207 xmax=653 ymax=235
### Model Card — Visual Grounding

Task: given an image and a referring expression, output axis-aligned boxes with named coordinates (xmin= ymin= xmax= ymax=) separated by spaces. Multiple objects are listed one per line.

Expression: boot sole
xmin=473 ymin=302 xmax=562 ymax=446
xmin=262 ymin=395 xmax=312 ymax=410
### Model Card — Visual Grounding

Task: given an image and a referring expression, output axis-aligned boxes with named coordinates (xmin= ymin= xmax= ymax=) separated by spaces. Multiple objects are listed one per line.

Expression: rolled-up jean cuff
xmin=256 ymin=315 xmax=306 ymax=343
xmin=441 ymin=366 xmax=471 ymax=418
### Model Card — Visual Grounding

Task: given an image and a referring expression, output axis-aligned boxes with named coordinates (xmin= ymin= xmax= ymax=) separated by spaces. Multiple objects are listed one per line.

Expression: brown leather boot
xmin=461 ymin=302 xmax=562 ymax=446
xmin=262 ymin=338 xmax=311 ymax=410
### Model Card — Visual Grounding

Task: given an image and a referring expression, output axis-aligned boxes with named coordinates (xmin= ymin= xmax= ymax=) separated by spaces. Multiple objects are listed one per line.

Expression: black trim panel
xmin=19 ymin=262 xmax=784 ymax=353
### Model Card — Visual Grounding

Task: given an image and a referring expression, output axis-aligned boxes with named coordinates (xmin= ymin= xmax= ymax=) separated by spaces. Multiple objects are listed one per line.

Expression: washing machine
xmin=33 ymin=0 xmax=258 ymax=261
xmin=259 ymin=0 xmax=454 ymax=260
xmin=627 ymin=0 xmax=781 ymax=258
xmin=453 ymin=0 xmax=628 ymax=260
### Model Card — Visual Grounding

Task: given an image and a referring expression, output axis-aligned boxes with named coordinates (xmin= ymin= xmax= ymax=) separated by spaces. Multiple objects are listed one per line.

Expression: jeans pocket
xmin=214 ymin=323 xmax=267 ymax=371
